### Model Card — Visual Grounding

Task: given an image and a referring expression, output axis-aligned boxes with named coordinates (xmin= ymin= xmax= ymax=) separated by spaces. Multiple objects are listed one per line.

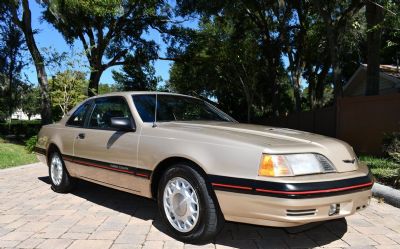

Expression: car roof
xmin=88 ymin=91 xmax=196 ymax=100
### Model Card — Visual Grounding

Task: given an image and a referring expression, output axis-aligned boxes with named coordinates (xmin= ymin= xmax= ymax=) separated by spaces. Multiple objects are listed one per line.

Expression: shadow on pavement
xmin=38 ymin=176 xmax=348 ymax=248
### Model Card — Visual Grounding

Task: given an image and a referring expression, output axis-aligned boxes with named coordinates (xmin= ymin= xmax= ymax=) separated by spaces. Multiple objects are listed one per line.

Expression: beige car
xmin=35 ymin=92 xmax=373 ymax=242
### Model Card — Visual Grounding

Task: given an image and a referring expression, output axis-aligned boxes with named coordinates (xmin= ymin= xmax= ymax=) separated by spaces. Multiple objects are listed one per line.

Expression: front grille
xmin=286 ymin=209 xmax=317 ymax=216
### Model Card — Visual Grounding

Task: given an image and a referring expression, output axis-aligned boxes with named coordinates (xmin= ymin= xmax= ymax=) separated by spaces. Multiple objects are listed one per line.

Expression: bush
xmin=383 ymin=132 xmax=400 ymax=163
xmin=360 ymin=155 xmax=400 ymax=188
xmin=0 ymin=120 xmax=42 ymax=139
xmin=25 ymin=135 xmax=38 ymax=153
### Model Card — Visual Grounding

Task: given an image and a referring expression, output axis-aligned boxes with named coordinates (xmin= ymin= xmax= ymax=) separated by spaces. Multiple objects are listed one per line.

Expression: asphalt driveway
xmin=1 ymin=163 xmax=400 ymax=249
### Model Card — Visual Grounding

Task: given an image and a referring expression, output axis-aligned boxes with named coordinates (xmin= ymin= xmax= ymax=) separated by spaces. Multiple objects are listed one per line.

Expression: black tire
xmin=48 ymin=151 xmax=75 ymax=193
xmin=157 ymin=163 xmax=224 ymax=243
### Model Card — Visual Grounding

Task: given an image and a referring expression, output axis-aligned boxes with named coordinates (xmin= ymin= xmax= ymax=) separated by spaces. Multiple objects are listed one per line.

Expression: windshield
xmin=132 ymin=94 xmax=234 ymax=123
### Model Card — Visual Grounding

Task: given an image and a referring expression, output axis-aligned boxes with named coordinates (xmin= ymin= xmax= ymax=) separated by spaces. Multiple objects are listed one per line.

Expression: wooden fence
xmin=263 ymin=106 xmax=336 ymax=137
xmin=262 ymin=93 xmax=400 ymax=156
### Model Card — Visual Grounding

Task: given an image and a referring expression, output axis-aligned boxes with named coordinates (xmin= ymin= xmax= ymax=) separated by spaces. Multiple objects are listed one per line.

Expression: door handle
xmin=77 ymin=133 xmax=85 ymax=139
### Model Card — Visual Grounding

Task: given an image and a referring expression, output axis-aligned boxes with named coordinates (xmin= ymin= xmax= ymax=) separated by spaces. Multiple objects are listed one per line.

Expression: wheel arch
xmin=150 ymin=156 xmax=210 ymax=200
xmin=46 ymin=143 xmax=61 ymax=167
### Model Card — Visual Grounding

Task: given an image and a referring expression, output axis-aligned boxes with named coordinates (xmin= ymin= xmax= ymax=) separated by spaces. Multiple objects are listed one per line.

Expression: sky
xmin=22 ymin=2 xmax=293 ymax=89
xmin=22 ymin=1 xmax=182 ymax=86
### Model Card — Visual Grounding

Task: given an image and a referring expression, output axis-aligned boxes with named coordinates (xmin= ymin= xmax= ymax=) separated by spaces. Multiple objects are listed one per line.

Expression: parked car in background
xmin=35 ymin=92 xmax=373 ymax=242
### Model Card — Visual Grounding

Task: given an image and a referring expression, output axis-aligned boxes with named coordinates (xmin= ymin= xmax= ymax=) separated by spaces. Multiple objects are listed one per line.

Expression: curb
xmin=372 ymin=182 xmax=400 ymax=208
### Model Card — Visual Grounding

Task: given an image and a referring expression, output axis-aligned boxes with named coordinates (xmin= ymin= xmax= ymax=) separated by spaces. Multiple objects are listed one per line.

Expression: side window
xmin=88 ymin=97 xmax=132 ymax=129
xmin=66 ymin=102 xmax=91 ymax=127
xmin=132 ymin=95 xmax=156 ymax=122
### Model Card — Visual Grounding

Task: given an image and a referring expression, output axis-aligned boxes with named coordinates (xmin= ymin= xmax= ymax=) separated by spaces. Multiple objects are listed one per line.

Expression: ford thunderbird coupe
xmin=35 ymin=92 xmax=373 ymax=242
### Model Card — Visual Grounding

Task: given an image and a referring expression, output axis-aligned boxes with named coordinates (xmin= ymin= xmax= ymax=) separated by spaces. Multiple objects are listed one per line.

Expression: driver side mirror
xmin=110 ymin=117 xmax=136 ymax=132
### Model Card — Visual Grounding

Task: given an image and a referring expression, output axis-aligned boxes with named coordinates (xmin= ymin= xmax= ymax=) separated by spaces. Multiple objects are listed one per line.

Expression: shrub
xmin=0 ymin=120 xmax=42 ymax=139
xmin=383 ymin=132 xmax=400 ymax=163
xmin=25 ymin=135 xmax=38 ymax=153
xmin=360 ymin=155 xmax=400 ymax=188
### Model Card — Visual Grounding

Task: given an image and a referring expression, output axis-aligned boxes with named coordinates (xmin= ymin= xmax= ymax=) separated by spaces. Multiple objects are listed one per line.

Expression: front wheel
xmin=49 ymin=151 xmax=74 ymax=193
xmin=157 ymin=164 xmax=224 ymax=243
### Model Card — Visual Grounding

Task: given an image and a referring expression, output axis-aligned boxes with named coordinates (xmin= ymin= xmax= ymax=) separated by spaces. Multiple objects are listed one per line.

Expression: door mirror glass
xmin=110 ymin=117 xmax=135 ymax=131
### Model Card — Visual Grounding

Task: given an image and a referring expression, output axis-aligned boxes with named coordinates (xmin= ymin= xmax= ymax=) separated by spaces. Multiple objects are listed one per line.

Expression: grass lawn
xmin=360 ymin=155 xmax=399 ymax=189
xmin=0 ymin=138 xmax=38 ymax=169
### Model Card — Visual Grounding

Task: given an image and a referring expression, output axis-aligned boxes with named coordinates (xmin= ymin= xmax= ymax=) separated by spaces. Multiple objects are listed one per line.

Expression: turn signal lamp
xmin=258 ymin=154 xmax=292 ymax=177
xmin=258 ymin=153 xmax=336 ymax=177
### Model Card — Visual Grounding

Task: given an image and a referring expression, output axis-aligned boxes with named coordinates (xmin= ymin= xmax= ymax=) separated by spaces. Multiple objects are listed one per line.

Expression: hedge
xmin=0 ymin=120 xmax=42 ymax=138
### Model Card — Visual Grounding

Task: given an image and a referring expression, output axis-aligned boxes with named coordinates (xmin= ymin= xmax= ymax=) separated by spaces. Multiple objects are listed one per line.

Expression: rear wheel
xmin=49 ymin=151 xmax=74 ymax=193
xmin=157 ymin=163 xmax=224 ymax=243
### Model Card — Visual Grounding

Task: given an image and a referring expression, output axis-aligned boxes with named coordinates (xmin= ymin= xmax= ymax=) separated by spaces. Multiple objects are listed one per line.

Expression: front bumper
xmin=210 ymin=171 xmax=373 ymax=227
xmin=215 ymin=188 xmax=371 ymax=227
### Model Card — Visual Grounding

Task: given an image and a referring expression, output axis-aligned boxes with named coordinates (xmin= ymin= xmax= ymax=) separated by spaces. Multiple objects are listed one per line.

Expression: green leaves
xmin=168 ymin=16 xmax=292 ymax=122
xmin=42 ymin=0 xmax=171 ymax=95
xmin=21 ymin=86 xmax=41 ymax=120
xmin=49 ymin=70 xmax=88 ymax=116
xmin=57 ymin=0 xmax=122 ymax=17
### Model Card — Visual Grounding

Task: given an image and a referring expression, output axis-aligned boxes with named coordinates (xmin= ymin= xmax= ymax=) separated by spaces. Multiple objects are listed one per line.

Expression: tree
xmin=283 ymin=1 xmax=308 ymax=112
xmin=1 ymin=0 xmax=53 ymax=124
xmin=112 ymin=55 xmax=160 ymax=91
xmin=21 ymin=86 xmax=41 ymax=120
xmin=50 ymin=70 xmax=87 ymax=116
xmin=175 ymin=0 xmax=292 ymax=116
xmin=0 ymin=74 xmax=9 ymax=121
xmin=169 ymin=17 xmax=293 ymax=122
xmin=365 ymin=1 xmax=384 ymax=95
xmin=380 ymin=1 xmax=400 ymax=65
xmin=0 ymin=5 xmax=26 ymax=120
xmin=42 ymin=0 xmax=170 ymax=96
xmin=98 ymin=83 xmax=119 ymax=94
xmin=316 ymin=0 xmax=364 ymax=99
xmin=175 ymin=0 xmax=371 ymax=112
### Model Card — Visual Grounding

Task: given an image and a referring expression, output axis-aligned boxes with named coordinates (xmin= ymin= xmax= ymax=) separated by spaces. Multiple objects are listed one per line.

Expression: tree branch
xmin=78 ymin=34 xmax=91 ymax=60
xmin=104 ymin=49 xmax=128 ymax=69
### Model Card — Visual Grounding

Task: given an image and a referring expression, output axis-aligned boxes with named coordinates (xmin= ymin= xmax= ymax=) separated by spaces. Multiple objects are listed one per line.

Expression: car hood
xmin=160 ymin=121 xmax=323 ymax=145
xmin=157 ymin=121 xmax=359 ymax=172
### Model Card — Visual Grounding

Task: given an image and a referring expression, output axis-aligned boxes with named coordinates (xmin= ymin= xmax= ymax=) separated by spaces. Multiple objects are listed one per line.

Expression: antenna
xmin=152 ymin=93 xmax=158 ymax=128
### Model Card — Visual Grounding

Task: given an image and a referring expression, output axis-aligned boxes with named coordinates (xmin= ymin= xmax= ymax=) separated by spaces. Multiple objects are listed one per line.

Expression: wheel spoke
xmin=163 ymin=176 xmax=200 ymax=233
xmin=50 ymin=154 xmax=63 ymax=186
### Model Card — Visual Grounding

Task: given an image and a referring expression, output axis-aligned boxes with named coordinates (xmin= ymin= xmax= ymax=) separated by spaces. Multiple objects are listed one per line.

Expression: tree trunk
xmin=8 ymin=63 xmax=14 ymax=120
xmin=292 ymin=74 xmax=302 ymax=112
xmin=266 ymin=53 xmax=280 ymax=117
xmin=237 ymin=76 xmax=252 ymax=123
xmin=287 ymin=48 xmax=302 ymax=112
xmin=315 ymin=60 xmax=330 ymax=108
xmin=365 ymin=1 xmax=383 ymax=96
xmin=88 ymin=69 xmax=102 ymax=97
xmin=307 ymin=71 xmax=316 ymax=110
xmin=17 ymin=0 xmax=52 ymax=125
xmin=325 ymin=24 xmax=343 ymax=100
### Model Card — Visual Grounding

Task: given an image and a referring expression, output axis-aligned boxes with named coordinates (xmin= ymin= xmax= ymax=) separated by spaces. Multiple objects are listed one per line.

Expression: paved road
xmin=1 ymin=163 xmax=400 ymax=249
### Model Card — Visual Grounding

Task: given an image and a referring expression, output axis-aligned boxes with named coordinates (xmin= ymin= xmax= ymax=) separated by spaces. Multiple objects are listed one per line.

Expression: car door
xmin=62 ymin=100 xmax=93 ymax=177
xmin=72 ymin=96 xmax=148 ymax=194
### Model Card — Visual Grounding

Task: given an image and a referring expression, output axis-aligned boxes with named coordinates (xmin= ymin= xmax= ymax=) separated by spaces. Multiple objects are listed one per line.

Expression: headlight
xmin=258 ymin=153 xmax=336 ymax=177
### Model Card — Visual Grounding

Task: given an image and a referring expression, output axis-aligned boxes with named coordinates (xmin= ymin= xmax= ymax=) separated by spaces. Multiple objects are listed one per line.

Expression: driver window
xmin=88 ymin=97 xmax=132 ymax=130
xmin=66 ymin=102 xmax=91 ymax=127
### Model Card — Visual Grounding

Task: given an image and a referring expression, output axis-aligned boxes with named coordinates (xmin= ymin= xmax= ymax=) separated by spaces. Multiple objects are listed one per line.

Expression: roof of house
xmin=379 ymin=64 xmax=400 ymax=79
xmin=343 ymin=64 xmax=400 ymax=96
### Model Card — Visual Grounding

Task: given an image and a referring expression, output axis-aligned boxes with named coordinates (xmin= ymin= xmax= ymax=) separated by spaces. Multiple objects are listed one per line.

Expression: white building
xmin=11 ymin=109 xmax=41 ymax=120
